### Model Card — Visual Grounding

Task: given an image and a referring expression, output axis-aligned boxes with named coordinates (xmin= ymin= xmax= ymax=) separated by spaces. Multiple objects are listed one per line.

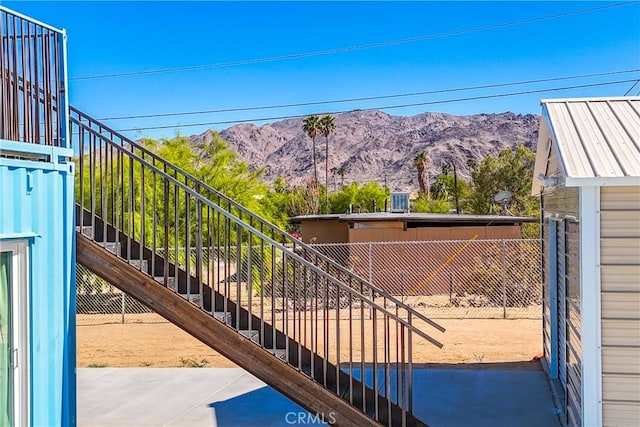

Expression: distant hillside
xmin=188 ymin=109 xmax=540 ymax=192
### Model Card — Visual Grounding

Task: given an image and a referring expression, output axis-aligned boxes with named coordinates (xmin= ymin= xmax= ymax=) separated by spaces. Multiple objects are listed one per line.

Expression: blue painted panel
xmin=0 ymin=144 xmax=76 ymax=427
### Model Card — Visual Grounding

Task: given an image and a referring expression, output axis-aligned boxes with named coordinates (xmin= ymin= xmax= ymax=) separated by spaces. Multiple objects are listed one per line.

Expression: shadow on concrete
xmin=207 ymin=363 xmax=561 ymax=427
xmin=208 ymin=385 xmax=313 ymax=427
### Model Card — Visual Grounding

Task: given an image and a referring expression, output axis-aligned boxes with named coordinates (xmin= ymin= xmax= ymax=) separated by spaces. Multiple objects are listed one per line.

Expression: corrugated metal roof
xmin=541 ymin=97 xmax=640 ymax=182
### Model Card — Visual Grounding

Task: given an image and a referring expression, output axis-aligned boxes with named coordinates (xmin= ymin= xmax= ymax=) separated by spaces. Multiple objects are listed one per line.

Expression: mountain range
xmin=188 ymin=109 xmax=540 ymax=192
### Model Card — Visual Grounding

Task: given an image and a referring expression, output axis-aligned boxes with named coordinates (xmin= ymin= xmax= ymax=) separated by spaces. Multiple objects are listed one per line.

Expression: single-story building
xmin=291 ymin=213 xmax=537 ymax=296
xmin=290 ymin=212 xmax=536 ymax=244
xmin=533 ymin=96 xmax=640 ymax=427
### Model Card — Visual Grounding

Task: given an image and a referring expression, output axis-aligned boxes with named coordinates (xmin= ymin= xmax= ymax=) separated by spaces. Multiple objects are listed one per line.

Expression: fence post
xmin=501 ymin=239 xmax=507 ymax=319
xmin=121 ymin=292 xmax=126 ymax=324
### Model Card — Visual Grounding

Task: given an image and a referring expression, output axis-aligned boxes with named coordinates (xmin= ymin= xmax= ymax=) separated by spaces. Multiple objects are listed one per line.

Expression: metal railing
xmin=312 ymin=239 xmax=542 ymax=319
xmin=0 ymin=6 xmax=68 ymax=146
xmin=71 ymin=108 xmax=445 ymax=425
xmin=68 ymin=107 xmax=438 ymax=318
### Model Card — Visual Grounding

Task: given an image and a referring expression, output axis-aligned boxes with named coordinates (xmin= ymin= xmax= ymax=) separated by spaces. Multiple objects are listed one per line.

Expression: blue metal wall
xmin=0 ymin=141 xmax=76 ymax=426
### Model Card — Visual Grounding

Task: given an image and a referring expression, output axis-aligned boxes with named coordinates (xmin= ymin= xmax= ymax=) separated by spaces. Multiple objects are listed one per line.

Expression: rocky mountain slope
xmin=189 ymin=109 xmax=540 ymax=192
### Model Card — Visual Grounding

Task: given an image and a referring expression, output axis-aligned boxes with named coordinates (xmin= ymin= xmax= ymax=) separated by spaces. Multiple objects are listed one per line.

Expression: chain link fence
xmin=76 ymin=239 xmax=542 ymax=324
xmin=311 ymin=239 xmax=542 ymax=319
xmin=76 ymin=263 xmax=164 ymax=325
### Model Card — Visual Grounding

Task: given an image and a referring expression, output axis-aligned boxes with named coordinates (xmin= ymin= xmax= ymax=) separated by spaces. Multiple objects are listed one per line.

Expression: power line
xmin=114 ymin=78 xmax=638 ymax=132
xmin=70 ymin=2 xmax=637 ymax=81
xmin=99 ymin=69 xmax=640 ymax=121
xmin=624 ymin=80 xmax=640 ymax=96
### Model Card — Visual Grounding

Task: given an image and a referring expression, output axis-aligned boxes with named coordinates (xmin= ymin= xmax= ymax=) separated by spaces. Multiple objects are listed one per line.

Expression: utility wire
xmin=623 ymin=80 xmax=640 ymax=96
xmin=114 ymin=78 xmax=638 ymax=132
xmin=99 ymin=69 xmax=640 ymax=121
xmin=70 ymin=1 xmax=637 ymax=81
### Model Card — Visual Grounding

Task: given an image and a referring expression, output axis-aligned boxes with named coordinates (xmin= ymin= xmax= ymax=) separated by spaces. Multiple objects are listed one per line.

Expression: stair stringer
xmin=77 ymin=233 xmax=380 ymax=427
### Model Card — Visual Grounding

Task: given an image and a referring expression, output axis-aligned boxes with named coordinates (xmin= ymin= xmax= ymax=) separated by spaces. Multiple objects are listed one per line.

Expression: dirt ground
xmin=77 ymin=316 xmax=542 ymax=368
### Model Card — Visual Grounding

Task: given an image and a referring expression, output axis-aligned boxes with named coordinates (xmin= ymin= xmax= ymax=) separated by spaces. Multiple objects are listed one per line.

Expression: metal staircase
xmin=70 ymin=107 xmax=444 ymax=426
xmin=71 ymin=108 xmax=445 ymax=426
xmin=2 ymin=5 xmax=444 ymax=426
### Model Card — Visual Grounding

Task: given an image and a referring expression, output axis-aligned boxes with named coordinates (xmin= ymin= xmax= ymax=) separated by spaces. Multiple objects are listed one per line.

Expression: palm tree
xmin=319 ymin=115 xmax=336 ymax=206
xmin=413 ymin=152 xmax=431 ymax=199
xmin=302 ymin=115 xmax=320 ymax=186
xmin=330 ymin=167 xmax=338 ymax=191
xmin=336 ymin=167 xmax=347 ymax=188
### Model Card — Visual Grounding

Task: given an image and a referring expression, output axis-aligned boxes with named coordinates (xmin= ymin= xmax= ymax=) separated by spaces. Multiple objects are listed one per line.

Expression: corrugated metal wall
xmin=542 ymin=184 xmax=581 ymax=427
xmin=557 ymin=219 xmax=568 ymax=389
xmin=0 ymin=151 xmax=76 ymax=426
xmin=600 ymin=187 xmax=640 ymax=427
xmin=565 ymin=219 xmax=581 ymax=427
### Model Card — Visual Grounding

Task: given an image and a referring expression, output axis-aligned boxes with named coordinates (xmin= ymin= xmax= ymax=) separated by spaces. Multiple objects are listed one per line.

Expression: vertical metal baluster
xmin=300 ymin=246 xmax=307 ymax=351
xmin=78 ymin=128 xmax=84 ymax=227
xmin=10 ymin=16 xmax=19 ymax=141
xmin=207 ymin=205 xmax=212 ymax=314
xmin=100 ymin=135 xmax=107 ymax=249
xmin=163 ymin=172 xmax=169 ymax=288
xmin=235 ymin=222 xmax=242 ymax=332
xmin=185 ymin=189 xmax=191 ymax=300
xmin=309 ymin=249 xmax=315 ymax=378
xmin=173 ymin=172 xmax=179 ymax=291
xmin=247 ymin=231 xmax=253 ymax=334
xmin=139 ymin=156 xmax=145 ymax=272
xmin=408 ymin=313 xmax=413 ymax=415
xmin=401 ymin=324 xmax=407 ymax=426
xmin=128 ymin=154 xmax=134 ymax=265
xmin=110 ymin=142 xmax=116 ymax=249
xmin=196 ymin=192 xmax=203 ymax=310
xmin=395 ymin=306 xmax=400 ymax=409
xmin=386 ymin=315 xmax=392 ymax=427
xmin=324 ymin=274 xmax=329 ymax=387
xmin=260 ymin=223 xmax=265 ymax=346
xmin=314 ymin=256 xmax=319 ymax=378
xmin=216 ymin=195 xmax=222 ymax=298
xmin=360 ymin=284 xmax=366 ymax=413
xmin=119 ymin=149 xmax=124 ymax=259
xmin=373 ymin=307 xmax=378 ymax=420
xmin=283 ymin=251 xmax=289 ymax=363
xmin=53 ymin=30 xmax=62 ymax=145
xmin=271 ymin=244 xmax=276 ymax=353
xmin=291 ymin=250 xmax=297 ymax=366
xmin=349 ymin=280 xmax=353 ymax=405
xmin=151 ymin=168 xmax=157 ymax=279
xmin=90 ymin=132 xmax=95 ymax=234
xmin=297 ymin=258 xmax=302 ymax=371
xmin=335 ymin=281 xmax=340 ymax=396
xmin=19 ymin=18 xmax=27 ymax=141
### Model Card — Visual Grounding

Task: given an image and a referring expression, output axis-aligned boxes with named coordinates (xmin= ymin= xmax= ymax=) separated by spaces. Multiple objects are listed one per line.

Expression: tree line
xmin=77 ymin=120 xmax=540 ymax=243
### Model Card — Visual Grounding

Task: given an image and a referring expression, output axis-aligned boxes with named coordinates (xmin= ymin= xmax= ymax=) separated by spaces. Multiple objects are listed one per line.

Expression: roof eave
xmin=564 ymin=176 xmax=640 ymax=187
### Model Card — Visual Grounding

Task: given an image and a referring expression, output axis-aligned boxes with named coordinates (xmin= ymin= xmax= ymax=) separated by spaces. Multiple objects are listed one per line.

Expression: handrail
xmin=1 ymin=7 xmax=68 ymax=147
xmin=72 ymin=117 xmax=445 ymax=343
xmin=0 ymin=5 xmax=65 ymax=33
xmin=73 ymin=106 xmax=444 ymax=425
xmin=69 ymin=105 xmax=443 ymax=328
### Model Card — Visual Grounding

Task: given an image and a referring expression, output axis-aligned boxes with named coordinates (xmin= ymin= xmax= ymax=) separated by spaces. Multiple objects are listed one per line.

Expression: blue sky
xmin=5 ymin=1 xmax=640 ymax=139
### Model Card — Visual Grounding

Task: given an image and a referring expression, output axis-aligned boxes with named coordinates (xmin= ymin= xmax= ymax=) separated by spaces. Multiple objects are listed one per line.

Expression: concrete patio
xmin=78 ymin=364 xmax=562 ymax=427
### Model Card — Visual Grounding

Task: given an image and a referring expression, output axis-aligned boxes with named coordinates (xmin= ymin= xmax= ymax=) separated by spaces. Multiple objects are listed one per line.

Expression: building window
xmin=0 ymin=241 xmax=29 ymax=427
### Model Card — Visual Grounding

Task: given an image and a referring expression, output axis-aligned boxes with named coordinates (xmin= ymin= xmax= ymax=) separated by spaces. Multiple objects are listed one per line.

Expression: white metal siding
xmin=600 ymin=187 xmax=640 ymax=427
